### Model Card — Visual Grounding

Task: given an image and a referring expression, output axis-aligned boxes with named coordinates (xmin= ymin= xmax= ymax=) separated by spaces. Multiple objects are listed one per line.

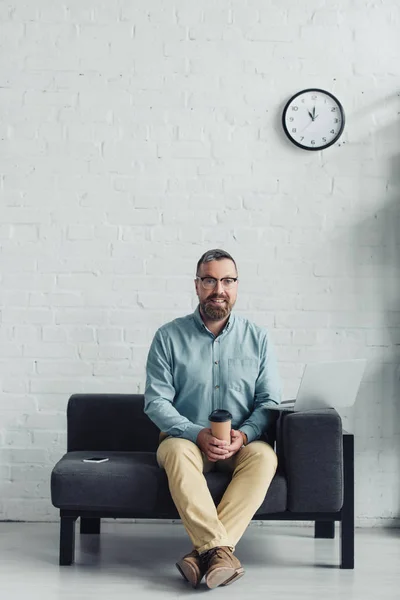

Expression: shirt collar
xmin=193 ymin=304 xmax=235 ymax=335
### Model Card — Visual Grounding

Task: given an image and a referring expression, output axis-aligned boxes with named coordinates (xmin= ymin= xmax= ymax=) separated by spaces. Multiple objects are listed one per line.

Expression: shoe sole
xmin=175 ymin=561 xmax=201 ymax=589
xmin=222 ymin=568 xmax=245 ymax=586
xmin=206 ymin=567 xmax=245 ymax=589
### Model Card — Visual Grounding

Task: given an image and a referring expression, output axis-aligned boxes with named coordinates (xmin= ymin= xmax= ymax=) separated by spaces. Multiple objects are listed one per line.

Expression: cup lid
xmin=208 ymin=409 xmax=232 ymax=422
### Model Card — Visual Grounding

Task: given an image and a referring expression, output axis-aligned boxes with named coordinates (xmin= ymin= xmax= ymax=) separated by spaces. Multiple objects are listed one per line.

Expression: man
xmin=144 ymin=249 xmax=281 ymax=589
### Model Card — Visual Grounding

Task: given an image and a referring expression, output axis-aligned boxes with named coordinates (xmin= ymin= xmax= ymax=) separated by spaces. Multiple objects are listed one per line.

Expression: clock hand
xmin=300 ymin=120 xmax=315 ymax=133
xmin=308 ymin=110 xmax=314 ymax=120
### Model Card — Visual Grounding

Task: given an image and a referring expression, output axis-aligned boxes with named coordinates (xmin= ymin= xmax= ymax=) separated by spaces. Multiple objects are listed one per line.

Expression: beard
xmin=200 ymin=296 xmax=232 ymax=321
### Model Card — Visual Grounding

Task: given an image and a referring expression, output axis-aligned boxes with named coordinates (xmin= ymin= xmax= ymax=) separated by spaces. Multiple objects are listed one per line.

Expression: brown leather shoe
xmin=175 ymin=550 xmax=205 ymax=588
xmin=202 ymin=546 xmax=245 ymax=589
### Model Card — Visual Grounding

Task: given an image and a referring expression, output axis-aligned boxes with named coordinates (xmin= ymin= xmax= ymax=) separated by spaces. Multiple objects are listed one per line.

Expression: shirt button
xmin=215 ymin=361 xmax=218 ymax=365
xmin=215 ymin=385 xmax=219 ymax=389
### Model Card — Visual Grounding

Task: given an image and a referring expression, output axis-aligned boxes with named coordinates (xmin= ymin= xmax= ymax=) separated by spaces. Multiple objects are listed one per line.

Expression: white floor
xmin=0 ymin=522 xmax=399 ymax=599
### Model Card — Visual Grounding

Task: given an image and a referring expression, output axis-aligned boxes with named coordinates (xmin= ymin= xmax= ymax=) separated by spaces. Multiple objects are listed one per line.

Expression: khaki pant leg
xmin=216 ymin=441 xmax=278 ymax=550
xmin=156 ymin=437 xmax=232 ymax=554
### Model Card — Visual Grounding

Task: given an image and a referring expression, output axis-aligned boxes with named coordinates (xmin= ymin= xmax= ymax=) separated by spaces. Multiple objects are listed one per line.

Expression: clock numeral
xmin=311 ymin=140 xmax=316 ymax=145
xmin=331 ymin=107 xmax=336 ymax=112
xmin=289 ymin=117 xmax=294 ymax=122
xmin=311 ymin=95 xmax=317 ymax=99
xmin=291 ymin=128 xmax=297 ymax=133
xmin=322 ymin=137 xmax=327 ymax=143
xmin=334 ymin=118 xmax=339 ymax=123
xmin=300 ymin=136 xmax=304 ymax=141
xmin=330 ymin=129 xmax=335 ymax=134
xmin=291 ymin=106 xmax=298 ymax=111
xmin=301 ymin=98 xmax=305 ymax=102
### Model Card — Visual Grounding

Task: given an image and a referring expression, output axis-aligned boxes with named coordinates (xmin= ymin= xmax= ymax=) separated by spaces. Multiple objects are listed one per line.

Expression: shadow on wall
xmin=355 ymin=147 xmax=400 ymax=524
xmin=317 ymin=104 xmax=400 ymax=522
xmin=351 ymin=113 xmax=400 ymax=523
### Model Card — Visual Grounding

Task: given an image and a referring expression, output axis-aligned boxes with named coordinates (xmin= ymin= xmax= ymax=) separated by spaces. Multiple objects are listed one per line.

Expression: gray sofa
xmin=51 ymin=394 xmax=354 ymax=569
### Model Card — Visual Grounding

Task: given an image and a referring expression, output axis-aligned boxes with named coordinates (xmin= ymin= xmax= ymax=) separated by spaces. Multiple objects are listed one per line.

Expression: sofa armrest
xmin=276 ymin=408 xmax=343 ymax=512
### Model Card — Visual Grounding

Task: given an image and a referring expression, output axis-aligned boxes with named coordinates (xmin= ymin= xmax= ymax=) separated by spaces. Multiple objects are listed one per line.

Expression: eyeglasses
xmin=196 ymin=277 xmax=238 ymax=290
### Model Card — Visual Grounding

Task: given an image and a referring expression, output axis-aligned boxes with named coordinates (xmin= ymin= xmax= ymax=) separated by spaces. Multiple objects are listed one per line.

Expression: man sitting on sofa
xmin=144 ymin=248 xmax=282 ymax=590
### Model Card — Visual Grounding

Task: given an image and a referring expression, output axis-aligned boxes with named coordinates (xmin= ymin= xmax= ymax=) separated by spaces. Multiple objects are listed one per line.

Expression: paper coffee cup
xmin=209 ymin=409 xmax=232 ymax=444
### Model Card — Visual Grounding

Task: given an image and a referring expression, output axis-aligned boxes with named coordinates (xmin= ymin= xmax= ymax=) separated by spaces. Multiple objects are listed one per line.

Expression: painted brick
xmin=0 ymin=0 xmax=399 ymax=525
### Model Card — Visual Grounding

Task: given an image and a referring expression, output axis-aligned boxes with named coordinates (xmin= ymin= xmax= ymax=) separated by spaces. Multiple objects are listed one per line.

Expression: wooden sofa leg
xmin=80 ymin=518 xmax=101 ymax=534
xmin=340 ymin=433 xmax=354 ymax=569
xmin=315 ymin=521 xmax=335 ymax=538
xmin=60 ymin=515 xmax=77 ymax=565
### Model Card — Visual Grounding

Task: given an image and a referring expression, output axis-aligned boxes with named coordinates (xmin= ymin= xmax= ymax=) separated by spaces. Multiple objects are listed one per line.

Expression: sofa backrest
xmin=66 ymin=393 xmax=279 ymax=453
xmin=67 ymin=394 xmax=160 ymax=452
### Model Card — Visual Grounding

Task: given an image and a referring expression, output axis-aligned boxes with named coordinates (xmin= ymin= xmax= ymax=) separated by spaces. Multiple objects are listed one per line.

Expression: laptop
xmin=272 ymin=359 xmax=367 ymax=412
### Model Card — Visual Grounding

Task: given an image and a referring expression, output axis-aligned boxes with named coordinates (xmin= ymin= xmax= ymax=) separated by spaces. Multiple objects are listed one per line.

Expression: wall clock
xmin=282 ymin=88 xmax=345 ymax=151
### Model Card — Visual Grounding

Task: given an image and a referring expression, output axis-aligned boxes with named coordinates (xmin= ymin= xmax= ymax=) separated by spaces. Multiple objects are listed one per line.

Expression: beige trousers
xmin=156 ymin=436 xmax=278 ymax=554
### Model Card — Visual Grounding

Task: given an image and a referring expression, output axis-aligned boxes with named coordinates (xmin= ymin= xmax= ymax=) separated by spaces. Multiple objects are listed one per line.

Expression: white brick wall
xmin=1 ymin=0 xmax=399 ymax=525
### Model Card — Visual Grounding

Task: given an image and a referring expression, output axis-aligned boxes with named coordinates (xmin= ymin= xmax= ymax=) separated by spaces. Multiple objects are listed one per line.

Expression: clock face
xmin=282 ymin=88 xmax=345 ymax=150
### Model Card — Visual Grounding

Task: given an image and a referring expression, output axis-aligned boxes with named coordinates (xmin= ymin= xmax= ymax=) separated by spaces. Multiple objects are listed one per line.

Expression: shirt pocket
xmin=228 ymin=358 xmax=258 ymax=392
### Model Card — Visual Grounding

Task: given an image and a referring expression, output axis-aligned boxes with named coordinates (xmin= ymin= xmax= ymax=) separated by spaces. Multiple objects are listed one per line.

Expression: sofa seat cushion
xmin=51 ymin=451 xmax=287 ymax=516
xmin=255 ymin=470 xmax=287 ymax=515
xmin=51 ymin=451 xmax=161 ymax=514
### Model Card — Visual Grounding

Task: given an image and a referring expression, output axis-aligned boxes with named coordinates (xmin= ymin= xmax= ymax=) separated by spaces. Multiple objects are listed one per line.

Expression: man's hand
xmin=223 ymin=429 xmax=245 ymax=459
xmin=197 ymin=428 xmax=230 ymax=462
xmin=197 ymin=428 xmax=246 ymax=462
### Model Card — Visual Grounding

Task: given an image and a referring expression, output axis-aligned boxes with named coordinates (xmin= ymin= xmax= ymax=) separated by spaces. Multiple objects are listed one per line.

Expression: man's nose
xmin=214 ymin=280 xmax=224 ymax=293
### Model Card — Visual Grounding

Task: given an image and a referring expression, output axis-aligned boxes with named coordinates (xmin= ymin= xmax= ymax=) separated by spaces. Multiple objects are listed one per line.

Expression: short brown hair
xmin=196 ymin=249 xmax=237 ymax=276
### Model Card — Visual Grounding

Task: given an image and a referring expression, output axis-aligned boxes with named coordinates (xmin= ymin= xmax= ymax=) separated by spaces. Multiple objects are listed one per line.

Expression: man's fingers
xmin=207 ymin=448 xmax=239 ymax=461
xmin=211 ymin=447 xmax=229 ymax=456
xmin=211 ymin=437 xmax=228 ymax=447
xmin=210 ymin=441 xmax=229 ymax=452
xmin=224 ymin=440 xmax=242 ymax=454
xmin=224 ymin=442 xmax=238 ymax=453
xmin=207 ymin=444 xmax=229 ymax=460
xmin=207 ymin=451 xmax=222 ymax=462
xmin=217 ymin=450 xmax=236 ymax=460
xmin=207 ymin=456 xmax=218 ymax=462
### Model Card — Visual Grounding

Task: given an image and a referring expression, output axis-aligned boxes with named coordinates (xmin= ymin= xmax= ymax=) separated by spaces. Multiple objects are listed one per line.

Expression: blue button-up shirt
xmin=144 ymin=305 xmax=282 ymax=444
